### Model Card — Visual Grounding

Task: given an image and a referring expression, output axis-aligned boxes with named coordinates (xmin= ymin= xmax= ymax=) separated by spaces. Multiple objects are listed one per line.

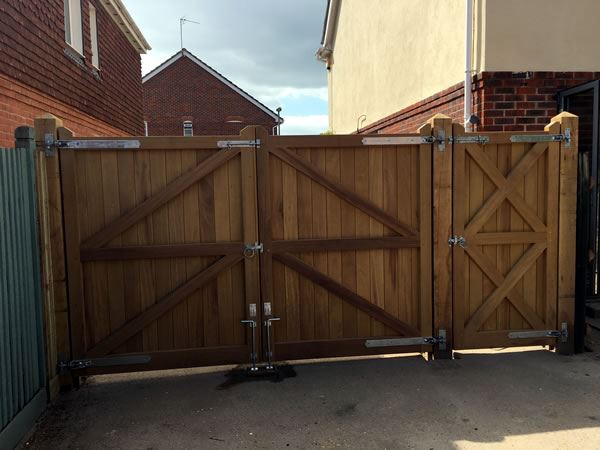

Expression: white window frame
xmin=64 ymin=0 xmax=84 ymax=56
xmin=89 ymin=3 xmax=99 ymax=68
xmin=183 ymin=121 xmax=193 ymax=137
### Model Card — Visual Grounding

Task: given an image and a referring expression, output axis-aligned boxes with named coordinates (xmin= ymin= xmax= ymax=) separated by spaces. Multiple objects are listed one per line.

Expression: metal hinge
xmin=58 ymin=354 xmax=151 ymax=372
xmin=449 ymin=135 xmax=490 ymax=145
xmin=508 ymin=322 xmax=568 ymax=343
xmin=243 ymin=242 xmax=264 ymax=258
xmin=217 ymin=139 xmax=261 ymax=149
xmin=44 ymin=134 xmax=140 ymax=156
xmin=365 ymin=330 xmax=446 ymax=349
xmin=448 ymin=235 xmax=466 ymax=248
xmin=361 ymin=132 xmax=446 ymax=148
xmin=510 ymin=129 xmax=571 ymax=148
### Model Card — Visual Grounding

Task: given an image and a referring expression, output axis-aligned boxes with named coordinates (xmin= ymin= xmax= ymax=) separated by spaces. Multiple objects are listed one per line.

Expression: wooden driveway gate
xmin=52 ymin=114 xmax=578 ymax=374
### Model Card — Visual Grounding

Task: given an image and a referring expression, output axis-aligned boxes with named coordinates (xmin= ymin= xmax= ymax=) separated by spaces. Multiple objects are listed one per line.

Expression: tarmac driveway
xmin=23 ymin=348 xmax=600 ymax=449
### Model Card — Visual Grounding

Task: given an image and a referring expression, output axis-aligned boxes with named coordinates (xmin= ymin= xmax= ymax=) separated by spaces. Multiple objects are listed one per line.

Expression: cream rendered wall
xmin=329 ymin=0 xmax=469 ymax=133
xmin=483 ymin=0 xmax=600 ymax=71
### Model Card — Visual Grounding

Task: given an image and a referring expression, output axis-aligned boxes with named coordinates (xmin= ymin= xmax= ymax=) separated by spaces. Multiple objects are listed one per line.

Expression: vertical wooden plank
xmin=551 ymin=112 xmax=578 ymax=354
xmin=150 ymin=150 xmax=173 ymax=350
xmin=166 ymin=150 xmax=189 ymax=349
xmin=354 ymin=146 xmax=372 ymax=337
xmin=496 ymin=143 xmax=511 ymax=331
xmin=452 ymin=124 xmax=466 ymax=350
xmin=182 ymin=149 xmax=203 ymax=348
xmin=100 ymin=151 xmax=126 ymax=349
xmin=134 ymin=149 xmax=158 ymax=351
xmin=509 ymin=142 xmax=525 ymax=331
xmin=198 ymin=152 xmax=219 ymax=347
xmin=418 ymin=124 xmax=433 ymax=338
xmin=297 ymin=148 xmax=316 ymax=340
xmin=369 ymin=145 xmax=385 ymax=336
xmin=240 ymin=127 xmax=261 ymax=352
xmin=59 ymin=148 xmax=86 ymax=358
xmin=383 ymin=143 xmax=399 ymax=335
xmin=214 ymin=154 xmax=233 ymax=345
xmin=311 ymin=148 xmax=330 ymax=339
xmin=340 ymin=148 xmax=357 ymax=338
xmin=482 ymin=144 xmax=498 ymax=331
xmin=544 ymin=125 xmax=560 ymax=331
xmin=326 ymin=147 xmax=343 ymax=338
xmin=282 ymin=149 xmax=300 ymax=341
xmin=33 ymin=116 xmax=61 ymax=397
xmin=432 ymin=115 xmax=453 ymax=358
xmin=116 ymin=150 xmax=143 ymax=352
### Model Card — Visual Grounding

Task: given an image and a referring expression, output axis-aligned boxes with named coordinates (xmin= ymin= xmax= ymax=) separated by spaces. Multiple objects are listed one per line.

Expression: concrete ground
xmin=22 ymin=348 xmax=600 ymax=449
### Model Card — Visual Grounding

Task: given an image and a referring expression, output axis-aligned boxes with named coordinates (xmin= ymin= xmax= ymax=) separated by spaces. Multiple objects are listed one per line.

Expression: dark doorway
xmin=559 ymin=81 xmax=600 ymax=352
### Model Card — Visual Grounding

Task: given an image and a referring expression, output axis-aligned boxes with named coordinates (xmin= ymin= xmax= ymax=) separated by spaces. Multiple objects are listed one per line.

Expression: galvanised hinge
xmin=510 ymin=129 xmax=571 ymax=148
xmin=44 ymin=134 xmax=140 ymax=156
xmin=57 ymin=354 xmax=151 ymax=372
xmin=449 ymin=135 xmax=490 ymax=145
xmin=217 ymin=139 xmax=261 ymax=149
xmin=508 ymin=322 xmax=569 ymax=343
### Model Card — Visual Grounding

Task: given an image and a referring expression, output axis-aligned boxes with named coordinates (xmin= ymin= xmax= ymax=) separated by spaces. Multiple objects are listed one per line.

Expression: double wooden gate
xmin=55 ymin=114 xmax=578 ymax=374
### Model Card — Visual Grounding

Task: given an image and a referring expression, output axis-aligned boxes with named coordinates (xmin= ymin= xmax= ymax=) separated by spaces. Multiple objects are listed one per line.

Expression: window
xmin=89 ymin=3 xmax=99 ymax=68
xmin=183 ymin=121 xmax=193 ymax=137
xmin=64 ymin=0 xmax=83 ymax=55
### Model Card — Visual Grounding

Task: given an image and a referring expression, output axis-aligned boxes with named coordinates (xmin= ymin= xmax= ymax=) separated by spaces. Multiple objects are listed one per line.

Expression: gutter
xmin=316 ymin=0 xmax=341 ymax=66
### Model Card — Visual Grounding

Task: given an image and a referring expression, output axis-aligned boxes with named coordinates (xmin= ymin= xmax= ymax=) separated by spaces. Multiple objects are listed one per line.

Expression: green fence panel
xmin=0 ymin=134 xmax=47 ymax=449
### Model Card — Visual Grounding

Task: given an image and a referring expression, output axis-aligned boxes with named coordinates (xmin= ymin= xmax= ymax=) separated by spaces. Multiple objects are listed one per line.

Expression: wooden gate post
xmin=550 ymin=112 xmax=579 ymax=354
xmin=33 ymin=114 xmax=69 ymax=398
xmin=429 ymin=114 xmax=453 ymax=359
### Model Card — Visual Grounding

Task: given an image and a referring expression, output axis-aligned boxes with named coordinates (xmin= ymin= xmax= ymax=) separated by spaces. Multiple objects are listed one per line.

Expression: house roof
xmin=316 ymin=0 xmax=341 ymax=63
xmin=99 ymin=0 xmax=151 ymax=54
xmin=142 ymin=49 xmax=280 ymax=121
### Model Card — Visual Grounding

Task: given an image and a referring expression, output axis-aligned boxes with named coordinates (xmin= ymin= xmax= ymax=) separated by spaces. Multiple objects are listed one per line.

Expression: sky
xmin=122 ymin=0 xmax=329 ymax=135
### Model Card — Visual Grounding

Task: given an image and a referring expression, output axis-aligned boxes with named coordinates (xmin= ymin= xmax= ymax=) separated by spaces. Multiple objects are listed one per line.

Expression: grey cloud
xmin=125 ymin=0 xmax=327 ymax=89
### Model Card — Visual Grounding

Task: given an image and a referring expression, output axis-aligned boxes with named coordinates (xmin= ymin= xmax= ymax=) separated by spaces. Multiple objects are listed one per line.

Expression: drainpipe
xmin=464 ymin=0 xmax=474 ymax=131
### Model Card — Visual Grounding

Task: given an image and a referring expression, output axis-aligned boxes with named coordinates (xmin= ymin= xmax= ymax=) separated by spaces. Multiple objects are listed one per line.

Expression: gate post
xmin=429 ymin=114 xmax=454 ymax=359
xmin=33 ymin=114 xmax=68 ymax=398
xmin=550 ymin=112 xmax=579 ymax=355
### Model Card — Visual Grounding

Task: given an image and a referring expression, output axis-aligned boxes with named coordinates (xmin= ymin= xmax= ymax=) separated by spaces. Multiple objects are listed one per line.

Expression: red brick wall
xmin=0 ymin=74 xmax=128 ymax=147
xmin=0 ymin=0 xmax=144 ymax=137
xmin=143 ymin=54 xmax=277 ymax=136
xmin=360 ymin=72 xmax=598 ymax=134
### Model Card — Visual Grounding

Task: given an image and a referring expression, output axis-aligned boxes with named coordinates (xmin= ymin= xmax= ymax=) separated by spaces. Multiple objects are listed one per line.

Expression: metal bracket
xmin=44 ymin=135 xmax=141 ymax=156
xmin=362 ymin=136 xmax=433 ymax=146
xmin=508 ymin=322 xmax=568 ymax=343
xmin=449 ymin=135 xmax=490 ymax=145
xmin=510 ymin=129 xmax=571 ymax=148
xmin=365 ymin=333 xmax=446 ymax=348
xmin=58 ymin=354 xmax=151 ymax=372
xmin=448 ymin=235 xmax=466 ymax=248
xmin=436 ymin=129 xmax=446 ymax=152
xmin=243 ymin=242 xmax=264 ymax=258
xmin=241 ymin=319 xmax=258 ymax=371
xmin=217 ymin=139 xmax=261 ymax=149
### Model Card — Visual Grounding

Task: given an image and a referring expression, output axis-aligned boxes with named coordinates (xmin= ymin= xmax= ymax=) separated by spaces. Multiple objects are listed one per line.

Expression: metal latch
xmin=365 ymin=332 xmax=446 ymax=349
xmin=58 ymin=354 xmax=151 ymax=371
xmin=508 ymin=322 xmax=568 ymax=343
xmin=449 ymin=135 xmax=490 ymax=145
xmin=243 ymin=242 xmax=264 ymax=258
xmin=217 ymin=139 xmax=261 ymax=149
xmin=448 ymin=235 xmax=466 ymax=248
xmin=44 ymin=134 xmax=141 ymax=156
xmin=510 ymin=129 xmax=571 ymax=148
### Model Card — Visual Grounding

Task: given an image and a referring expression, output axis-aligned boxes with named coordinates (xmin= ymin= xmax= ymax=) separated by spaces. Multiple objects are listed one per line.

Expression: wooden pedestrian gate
xmin=50 ymin=113 xmax=578 ymax=375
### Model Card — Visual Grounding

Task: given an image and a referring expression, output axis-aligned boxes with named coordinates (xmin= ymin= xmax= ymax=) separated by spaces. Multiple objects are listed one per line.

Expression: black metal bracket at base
xmin=217 ymin=364 xmax=297 ymax=390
